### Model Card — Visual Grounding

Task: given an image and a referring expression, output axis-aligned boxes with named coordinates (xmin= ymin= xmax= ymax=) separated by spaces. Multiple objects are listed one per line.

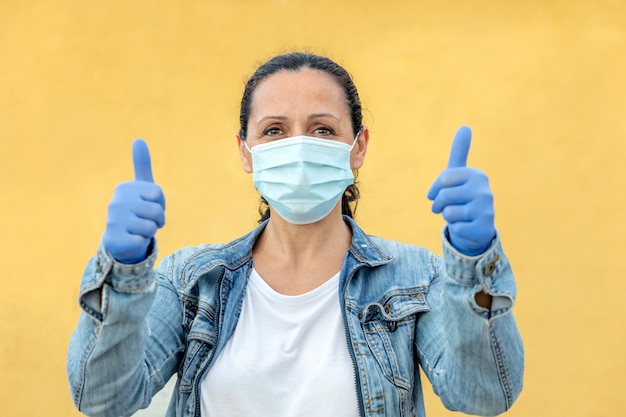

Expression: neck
xmin=251 ymin=207 xmax=353 ymax=295
xmin=257 ymin=209 xmax=351 ymax=259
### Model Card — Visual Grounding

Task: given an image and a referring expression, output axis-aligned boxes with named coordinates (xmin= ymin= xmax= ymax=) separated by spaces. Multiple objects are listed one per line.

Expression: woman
xmin=67 ymin=52 xmax=523 ymax=417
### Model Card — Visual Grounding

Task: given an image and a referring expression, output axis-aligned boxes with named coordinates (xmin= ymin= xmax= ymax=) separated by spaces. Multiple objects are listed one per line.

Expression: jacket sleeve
xmin=66 ymin=242 xmax=185 ymax=417
xmin=415 ymin=228 xmax=524 ymax=416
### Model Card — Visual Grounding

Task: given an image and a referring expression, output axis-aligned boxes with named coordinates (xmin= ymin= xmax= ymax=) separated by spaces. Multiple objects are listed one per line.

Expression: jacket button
xmin=484 ymin=260 xmax=496 ymax=276
xmin=387 ymin=321 xmax=397 ymax=332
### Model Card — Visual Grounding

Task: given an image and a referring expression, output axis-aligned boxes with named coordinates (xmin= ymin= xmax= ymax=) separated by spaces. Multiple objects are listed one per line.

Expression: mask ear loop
xmin=349 ymin=127 xmax=364 ymax=151
xmin=243 ymin=139 xmax=253 ymax=153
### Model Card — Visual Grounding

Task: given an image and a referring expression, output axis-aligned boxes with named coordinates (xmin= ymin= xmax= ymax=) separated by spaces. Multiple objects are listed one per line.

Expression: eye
xmin=313 ymin=126 xmax=335 ymax=136
xmin=263 ymin=127 xmax=284 ymax=137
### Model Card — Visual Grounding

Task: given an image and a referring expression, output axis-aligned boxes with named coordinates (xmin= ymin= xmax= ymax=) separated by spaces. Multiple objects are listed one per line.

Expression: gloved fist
xmin=427 ymin=126 xmax=495 ymax=256
xmin=102 ymin=139 xmax=166 ymax=264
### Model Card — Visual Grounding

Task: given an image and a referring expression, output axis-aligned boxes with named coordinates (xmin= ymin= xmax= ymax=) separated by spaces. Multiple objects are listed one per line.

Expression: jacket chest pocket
xmin=359 ymin=287 xmax=429 ymax=390
xmin=179 ymin=310 xmax=218 ymax=393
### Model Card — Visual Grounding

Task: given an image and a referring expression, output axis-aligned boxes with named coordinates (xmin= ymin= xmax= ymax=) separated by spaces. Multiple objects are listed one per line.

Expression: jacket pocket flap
xmin=360 ymin=286 xmax=429 ymax=323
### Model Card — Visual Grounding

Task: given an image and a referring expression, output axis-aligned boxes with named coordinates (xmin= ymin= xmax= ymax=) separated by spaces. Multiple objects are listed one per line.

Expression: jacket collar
xmin=182 ymin=215 xmax=393 ymax=285
xmin=343 ymin=216 xmax=394 ymax=267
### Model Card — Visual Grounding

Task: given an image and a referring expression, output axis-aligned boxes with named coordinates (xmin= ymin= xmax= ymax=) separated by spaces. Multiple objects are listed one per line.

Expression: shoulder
xmin=369 ymin=235 xmax=433 ymax=256
xmin=155 ymin=224 xmax=266 ymax=290
xmin=368 ymin=235 xmax=441 ymax=275
xmin=345 ymin=216 xmax=442 ymax=281
xmin=346 ymin=217 xmax=438 ymax=264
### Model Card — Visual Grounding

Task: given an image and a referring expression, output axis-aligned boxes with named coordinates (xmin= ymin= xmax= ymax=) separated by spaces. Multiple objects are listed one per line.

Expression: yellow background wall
xmin=1 ymin=1 xmax=624 ymax=415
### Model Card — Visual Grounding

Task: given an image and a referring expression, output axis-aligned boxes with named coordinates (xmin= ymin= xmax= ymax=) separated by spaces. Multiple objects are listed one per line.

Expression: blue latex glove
xmin=102 ymin=139 xmax=166 ymax=264
xmin=427 ymin=126 xmax=495 ymax=256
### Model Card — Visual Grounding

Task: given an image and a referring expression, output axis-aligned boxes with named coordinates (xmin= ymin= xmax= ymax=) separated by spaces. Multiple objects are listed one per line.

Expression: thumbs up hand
xmin=427 ymin=127 xmax=495 ymax=256
xmin=102 ymin=139 xmax=166 ymax=264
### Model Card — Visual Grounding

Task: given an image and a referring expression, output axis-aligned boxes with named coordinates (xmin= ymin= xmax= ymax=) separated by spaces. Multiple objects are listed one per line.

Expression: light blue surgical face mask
xmin=245 ymin=133 xmax=359 ymax=224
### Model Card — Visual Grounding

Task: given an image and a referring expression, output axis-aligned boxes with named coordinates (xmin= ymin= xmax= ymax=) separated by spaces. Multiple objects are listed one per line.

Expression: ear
xmin=350 ymin=126 xmax=369 ymax=170
xmin=237 ymin=134 xmax=253 ymax=173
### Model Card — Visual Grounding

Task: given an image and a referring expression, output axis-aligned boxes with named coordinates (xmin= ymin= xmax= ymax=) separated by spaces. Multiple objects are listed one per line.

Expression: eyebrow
xmin=255 ymin=113 xmax=341 ymax=124
xmin=308 ymin=113 xmax=341 ymax=121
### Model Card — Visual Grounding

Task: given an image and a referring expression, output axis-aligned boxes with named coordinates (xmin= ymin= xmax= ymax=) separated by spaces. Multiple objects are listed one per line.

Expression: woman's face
xmin=238 ymin=68 xmax=368 ymax=172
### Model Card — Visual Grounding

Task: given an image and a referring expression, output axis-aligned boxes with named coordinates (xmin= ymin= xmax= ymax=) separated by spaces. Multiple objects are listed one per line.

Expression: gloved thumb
xmin=132 ymin=139 xmax=154 ymax=182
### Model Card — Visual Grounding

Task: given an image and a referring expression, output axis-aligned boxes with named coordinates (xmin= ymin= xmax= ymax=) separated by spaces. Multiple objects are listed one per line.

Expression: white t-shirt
xmin=200 ymin=268 xmax=359 ymax=417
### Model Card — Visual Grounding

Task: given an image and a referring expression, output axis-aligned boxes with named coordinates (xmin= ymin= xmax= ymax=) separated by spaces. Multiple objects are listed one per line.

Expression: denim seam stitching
xmin=146 ymin=346 xmax=186 ymax=379
xmin=489 ymin=325 xmax=513 ymax=409
xmin=75 ymin=333 xmax=98 ymax=408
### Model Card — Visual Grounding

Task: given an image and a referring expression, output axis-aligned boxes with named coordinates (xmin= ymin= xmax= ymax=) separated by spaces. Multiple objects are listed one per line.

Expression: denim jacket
xmin=67 ymin=217 xmax=523 ymax=417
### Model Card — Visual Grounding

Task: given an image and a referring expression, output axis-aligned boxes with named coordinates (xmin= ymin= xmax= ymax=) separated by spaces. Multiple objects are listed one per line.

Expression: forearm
xmin=438 ymin=283 xmax=523 ymax=415
xmin=67 ymin=247 xmax=160 ymax=417
xmin=68 ymin=286 xmax=157 ymax=416
xmin=417 ymin=231 xmax=524 ymax=416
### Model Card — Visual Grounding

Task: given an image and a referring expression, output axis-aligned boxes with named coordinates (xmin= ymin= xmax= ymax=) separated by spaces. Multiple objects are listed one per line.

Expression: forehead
xmin=249 ymin=68 xmax=348 ymax=117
